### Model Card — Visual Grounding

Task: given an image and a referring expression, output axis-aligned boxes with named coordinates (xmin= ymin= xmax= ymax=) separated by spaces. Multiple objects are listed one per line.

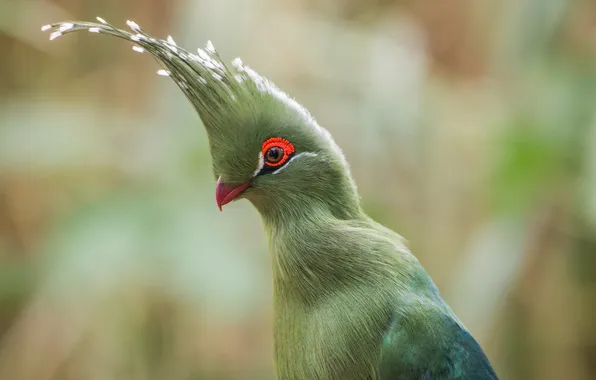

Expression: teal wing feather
xmin=378 ymin=308 xmax=498 ymax=380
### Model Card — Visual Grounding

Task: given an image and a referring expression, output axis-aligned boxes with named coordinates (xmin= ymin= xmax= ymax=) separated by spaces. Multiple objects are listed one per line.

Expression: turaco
xmin=43 ymin=19 xmax=499 ymax=380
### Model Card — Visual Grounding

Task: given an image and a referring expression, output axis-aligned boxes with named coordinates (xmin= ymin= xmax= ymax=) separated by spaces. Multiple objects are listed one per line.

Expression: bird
xmin=43 ymin=19 xmax=499 ymax=380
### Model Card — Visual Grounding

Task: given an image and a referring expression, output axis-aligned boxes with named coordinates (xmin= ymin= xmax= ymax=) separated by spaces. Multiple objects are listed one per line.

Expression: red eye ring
xmin=262 ymin=137 xmax=295 ymax=167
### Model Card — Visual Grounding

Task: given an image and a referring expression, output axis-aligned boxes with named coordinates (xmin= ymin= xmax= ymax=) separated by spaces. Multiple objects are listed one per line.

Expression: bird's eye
xmin=265 ymin=146 xmax=284 ymax=164
xmin=261 ymin=137 xmax=295 ymax=167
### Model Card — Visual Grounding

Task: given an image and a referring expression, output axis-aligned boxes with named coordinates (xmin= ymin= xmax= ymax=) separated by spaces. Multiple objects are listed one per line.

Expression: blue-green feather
xmin=379 ymin=309 xmax=498 ymax=379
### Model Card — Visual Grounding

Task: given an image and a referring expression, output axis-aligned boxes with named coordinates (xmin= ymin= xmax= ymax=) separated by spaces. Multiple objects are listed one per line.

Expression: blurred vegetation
xmin=0 ymin=0 xmax=595 ymax=379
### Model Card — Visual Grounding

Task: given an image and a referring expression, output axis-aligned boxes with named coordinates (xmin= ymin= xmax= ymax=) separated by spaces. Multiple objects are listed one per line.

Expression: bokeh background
xmin=1 ymin=0 xmax=595 ymax=379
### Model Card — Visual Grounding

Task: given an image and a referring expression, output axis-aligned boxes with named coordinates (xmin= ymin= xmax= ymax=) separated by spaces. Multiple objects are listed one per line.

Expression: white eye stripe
xmin=272 ymin=152 xmax=318 ymax=175
xmin=252 ymin=151 xmax=318 ymax=177
xmin=253 ymin=152 xmax=264 ymax=177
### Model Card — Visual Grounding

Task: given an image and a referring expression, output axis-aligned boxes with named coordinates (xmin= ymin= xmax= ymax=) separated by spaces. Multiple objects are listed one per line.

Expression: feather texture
xmin=44 ymin=20 xmax=498 ymax=380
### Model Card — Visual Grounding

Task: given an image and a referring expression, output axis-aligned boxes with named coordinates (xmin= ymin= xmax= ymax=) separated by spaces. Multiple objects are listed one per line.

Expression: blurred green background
xmin=1 ymin=0 xmax=596 ymax=379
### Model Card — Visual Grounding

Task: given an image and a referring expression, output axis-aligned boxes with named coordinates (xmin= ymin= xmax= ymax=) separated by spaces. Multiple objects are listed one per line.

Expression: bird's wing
xmin=377 ymin=310 xmax=498 ymax=380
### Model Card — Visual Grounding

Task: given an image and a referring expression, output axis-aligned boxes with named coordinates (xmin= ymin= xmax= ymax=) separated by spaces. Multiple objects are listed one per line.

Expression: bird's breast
xmin=272 ymin=287 xmax=393 ymax=380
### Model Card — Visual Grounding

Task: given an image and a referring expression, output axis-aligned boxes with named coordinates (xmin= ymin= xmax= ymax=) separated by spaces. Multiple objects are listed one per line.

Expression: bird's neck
xmin=255 ymin=193 xmax=403 ymax=304
xmin=256 ymin=195 xmax=364 ymax=228
xmin=251 ymin=168 xmax=363 ymax=225
xmin=257 ymin=192 xmax=409 ymax=379
xmin=255 ymin=182 xmax=363 ymax=277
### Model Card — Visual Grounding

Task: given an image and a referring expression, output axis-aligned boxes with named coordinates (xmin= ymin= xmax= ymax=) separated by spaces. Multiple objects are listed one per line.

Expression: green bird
xmin=44 ymin=19 xmax=499 ymax=380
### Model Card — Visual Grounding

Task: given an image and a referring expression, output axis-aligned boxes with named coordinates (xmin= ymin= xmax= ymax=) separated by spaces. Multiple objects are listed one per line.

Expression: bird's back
xmin=378 ymin=302 xmax=498 ymax=379
xmin=372 ymin=222 xmax=498 ymax=380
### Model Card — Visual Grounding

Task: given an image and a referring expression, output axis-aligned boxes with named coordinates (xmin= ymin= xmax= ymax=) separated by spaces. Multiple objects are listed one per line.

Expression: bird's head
xmin=44 ymin=19 xmax=361 ymax=219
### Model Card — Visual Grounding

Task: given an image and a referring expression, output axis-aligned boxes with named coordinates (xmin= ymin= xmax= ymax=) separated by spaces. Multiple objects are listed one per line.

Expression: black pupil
xmin=266 ymin=147 xmax=283 ymax=162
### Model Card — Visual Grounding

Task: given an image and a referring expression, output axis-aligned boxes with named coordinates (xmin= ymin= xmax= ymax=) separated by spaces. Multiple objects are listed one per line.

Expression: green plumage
xmin=45 ymin=19 xmax=498 ymax=380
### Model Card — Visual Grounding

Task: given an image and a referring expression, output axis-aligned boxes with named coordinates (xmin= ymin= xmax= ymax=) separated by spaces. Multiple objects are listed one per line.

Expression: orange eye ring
xmin=262 ymin=137 xmax=295 ymax=167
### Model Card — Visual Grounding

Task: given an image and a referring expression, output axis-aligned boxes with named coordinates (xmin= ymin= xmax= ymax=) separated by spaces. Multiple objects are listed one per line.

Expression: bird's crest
xmin=42 ymin=18 xmax=350 ymax=172
xmin=41 ymin=18 xmax=315 ymax=131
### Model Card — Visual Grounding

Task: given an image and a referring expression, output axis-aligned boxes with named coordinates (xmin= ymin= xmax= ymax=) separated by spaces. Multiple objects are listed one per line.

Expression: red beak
xmin=215 ymin=177 xmax=250 ymax=211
